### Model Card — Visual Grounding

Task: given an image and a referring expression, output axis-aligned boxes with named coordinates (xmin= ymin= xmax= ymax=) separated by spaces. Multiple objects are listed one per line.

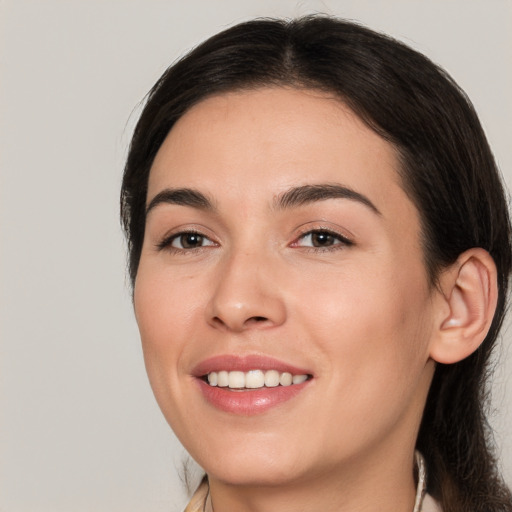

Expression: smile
xmin=193 ymin=355 xmax=313 ymax=414
xmin=206 ymin=370 xmax=309 ymax=389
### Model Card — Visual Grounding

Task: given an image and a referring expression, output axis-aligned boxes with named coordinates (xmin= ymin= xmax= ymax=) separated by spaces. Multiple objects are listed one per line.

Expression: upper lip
xmin=192 ymin=354 xmax=312 ymax=377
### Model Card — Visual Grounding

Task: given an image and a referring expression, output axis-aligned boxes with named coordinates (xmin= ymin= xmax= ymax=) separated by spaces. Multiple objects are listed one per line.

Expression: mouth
xmin=202 ymin=369 xmax=310 ymax=390
xmin=193 ymin=354 xmax=314 ymax=415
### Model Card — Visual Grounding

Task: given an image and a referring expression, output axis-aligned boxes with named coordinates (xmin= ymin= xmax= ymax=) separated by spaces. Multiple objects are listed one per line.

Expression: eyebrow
xmin=274 ymin=184 xmax=381 ymax=215
xmin=145 ymin=183 xmax=381 ymax=217
xmin=146 ymin=188 xmax=215 ymax=215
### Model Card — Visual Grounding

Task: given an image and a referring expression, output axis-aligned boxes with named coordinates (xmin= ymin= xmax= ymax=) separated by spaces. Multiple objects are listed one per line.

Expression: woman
xmin=121 ymin=16 xmax=512 ymax=512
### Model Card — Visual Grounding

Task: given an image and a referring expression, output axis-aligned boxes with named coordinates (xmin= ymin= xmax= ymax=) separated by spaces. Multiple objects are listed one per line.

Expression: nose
xmin=205 ymin=249 xmax=287 ymax=333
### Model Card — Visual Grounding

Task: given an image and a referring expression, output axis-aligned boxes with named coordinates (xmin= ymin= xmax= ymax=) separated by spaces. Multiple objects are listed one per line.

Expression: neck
xmin=206 ymin=445 xmax=418 ymax=512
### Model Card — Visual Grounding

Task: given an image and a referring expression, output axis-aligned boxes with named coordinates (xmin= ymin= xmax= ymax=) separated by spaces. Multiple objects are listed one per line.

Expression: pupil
xmin=182 ymin=233 xmax=202 ymax=248
xmin=313 ymin=232 xmax=333 ymax=246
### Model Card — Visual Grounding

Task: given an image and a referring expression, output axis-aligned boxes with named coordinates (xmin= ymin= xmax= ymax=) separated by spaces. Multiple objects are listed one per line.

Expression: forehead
xmin=148 ymin=87 xmax=413 ymax=221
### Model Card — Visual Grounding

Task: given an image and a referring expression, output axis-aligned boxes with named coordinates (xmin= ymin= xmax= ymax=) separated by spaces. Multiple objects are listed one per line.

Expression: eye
xmin=158 ymin=231 xmax=216 ymax=251
xmin=294 ymin=230 xmax=353 ymax=249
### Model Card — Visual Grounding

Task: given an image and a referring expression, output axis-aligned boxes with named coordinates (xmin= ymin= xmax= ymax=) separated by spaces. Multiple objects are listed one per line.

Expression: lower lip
xmin=197 ymin=379 xmax=310 ymax=415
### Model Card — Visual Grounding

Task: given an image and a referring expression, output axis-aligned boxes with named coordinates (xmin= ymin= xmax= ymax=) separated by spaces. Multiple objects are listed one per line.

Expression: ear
xmin=429 ymin=248 xmax=498 ymax=364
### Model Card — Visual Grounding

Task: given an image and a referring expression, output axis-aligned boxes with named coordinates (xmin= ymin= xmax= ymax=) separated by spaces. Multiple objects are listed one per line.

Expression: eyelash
xmin=156 ymin=230 xmax=217 ymax=253
xmin=156 ymin=228 xmax=354 ymax=254
xmin=292 ymin=228 xmax=354 ymax=251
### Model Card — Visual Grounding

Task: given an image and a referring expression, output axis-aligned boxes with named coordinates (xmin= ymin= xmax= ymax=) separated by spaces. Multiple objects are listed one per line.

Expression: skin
xmin=134 ymin=87 xmax=447 ymax=512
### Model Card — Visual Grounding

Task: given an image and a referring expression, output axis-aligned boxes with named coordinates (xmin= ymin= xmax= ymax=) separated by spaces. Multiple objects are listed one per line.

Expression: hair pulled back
xmin=121 ymin=16 xmax=512 ymax=511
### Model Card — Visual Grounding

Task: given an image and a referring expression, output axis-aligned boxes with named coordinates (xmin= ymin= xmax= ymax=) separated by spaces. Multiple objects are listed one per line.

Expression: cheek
xmin=301 ymin=276 xmax=432 ymax=451
xmin=133 ymin=264 xmax=201 ymax=389
xmin=133 ymin=264 xmax=213 ymax=442
xmin=135 ymin=263 xmax=201 ymax=341
xmin=294 ymin=262 xmax=432 ymax=395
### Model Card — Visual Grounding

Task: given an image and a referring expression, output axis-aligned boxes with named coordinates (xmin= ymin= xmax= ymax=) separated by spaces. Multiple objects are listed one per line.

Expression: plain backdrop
xmin=1 ymin=1 xmax=511 ymax=511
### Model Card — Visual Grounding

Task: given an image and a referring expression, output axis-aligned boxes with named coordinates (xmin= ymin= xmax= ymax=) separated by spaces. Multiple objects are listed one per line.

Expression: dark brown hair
xmin=121 ymin=16 xmax=512 ymax=511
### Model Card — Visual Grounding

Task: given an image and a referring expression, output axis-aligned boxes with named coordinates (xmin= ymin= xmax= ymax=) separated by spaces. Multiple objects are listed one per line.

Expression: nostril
xmin=211 ymin=317 xmax=226 ymax=328
xmin=244 ymin=316 xmax=268 ymax=325
xmin=247 ymin=316 xmax=268 ymax=323
xmin=210 ymin=315 xmax=269 ymax=330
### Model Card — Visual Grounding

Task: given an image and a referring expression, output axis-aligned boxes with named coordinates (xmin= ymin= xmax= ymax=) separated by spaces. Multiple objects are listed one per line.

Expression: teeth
xmin=280 ymin=372 xmax=293 ymax=386
xmin=205 ymin=369 xmax=309 ymax=389
xmin=217 ymin=370 xmax=229 ymax=387
xmin=207 ymin=372 xmax=218 ymax=386
xmin=228 ymin=371 xmax=245 ymax=389
xmin=264 ymin=370 xmax=280 ymax=387
xmin=292 ymin=374 xmax=308 ymax=385
xmin=246 ymin=370 xmax=265 ymax=389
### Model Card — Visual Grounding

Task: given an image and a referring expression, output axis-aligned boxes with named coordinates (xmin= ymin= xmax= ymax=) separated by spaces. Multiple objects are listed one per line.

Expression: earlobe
xmin=430 ymin=248 xmax=498 ymax=364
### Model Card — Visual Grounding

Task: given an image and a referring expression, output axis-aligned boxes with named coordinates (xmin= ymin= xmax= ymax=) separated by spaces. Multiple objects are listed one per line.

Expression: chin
xmin=206 ymin=460 xmax=305 ymax=488
xmin=191 ymin=439 xmax=309 ymax=487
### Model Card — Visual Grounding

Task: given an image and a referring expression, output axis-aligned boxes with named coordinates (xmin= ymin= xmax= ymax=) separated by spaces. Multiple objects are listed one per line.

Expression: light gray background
xmin=1 ymin=1 xmax=510 ymax=511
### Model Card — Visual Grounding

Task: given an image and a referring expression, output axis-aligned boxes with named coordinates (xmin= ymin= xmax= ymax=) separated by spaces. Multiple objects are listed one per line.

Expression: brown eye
xmin=169 ymin=232 xmax=215 ymax=250
xmin=295 ymin=230 xmax=353 ymax=249
xmin=310 ymin=232 xmax=336 ymax=247
xmin=178 ymin=233 xmax=203 ymax=248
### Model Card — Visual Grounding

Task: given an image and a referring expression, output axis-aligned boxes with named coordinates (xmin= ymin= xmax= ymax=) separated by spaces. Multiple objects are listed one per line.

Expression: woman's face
xmin=134 ymin=88 xmax=439 ymax=486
